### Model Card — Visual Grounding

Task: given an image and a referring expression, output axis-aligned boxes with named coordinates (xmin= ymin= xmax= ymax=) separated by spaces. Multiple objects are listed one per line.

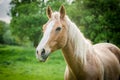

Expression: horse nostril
xmin=41 ymin=48 xmax=45 ymax=56
xmin=37 ymin=50 xmax=39 ymax=54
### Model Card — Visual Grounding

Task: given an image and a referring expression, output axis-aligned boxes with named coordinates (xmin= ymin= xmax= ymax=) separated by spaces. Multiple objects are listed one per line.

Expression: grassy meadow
xmin=0 ymin=45 xmax=66 ymax=80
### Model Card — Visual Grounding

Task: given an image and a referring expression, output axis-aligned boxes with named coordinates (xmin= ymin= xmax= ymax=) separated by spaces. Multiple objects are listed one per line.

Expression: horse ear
xmin=46 ymin=6 xmax=53 ymax=19
xmin=59 ymin=5 xmax=66 ymax=19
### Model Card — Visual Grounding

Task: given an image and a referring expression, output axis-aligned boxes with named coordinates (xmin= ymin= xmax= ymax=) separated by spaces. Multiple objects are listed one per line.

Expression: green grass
xmin=0 ymin=45 xmax=66 ymax=80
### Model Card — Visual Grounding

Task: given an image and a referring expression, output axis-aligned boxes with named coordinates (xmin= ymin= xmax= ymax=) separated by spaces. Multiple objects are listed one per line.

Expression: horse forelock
xmin=51 ymin=12 xmax=60 ymax=20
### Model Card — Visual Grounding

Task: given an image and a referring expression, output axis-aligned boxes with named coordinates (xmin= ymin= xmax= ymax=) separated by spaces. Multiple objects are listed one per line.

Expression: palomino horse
xmin=36 ymin=6 xmax=120 ymax=80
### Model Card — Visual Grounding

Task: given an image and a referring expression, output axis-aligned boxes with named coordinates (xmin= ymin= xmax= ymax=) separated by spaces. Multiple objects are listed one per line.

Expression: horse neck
xmin=62 ymin=16 xmax=92 ymax=68
xmin=63 ymin=16 xmax=92 ymax=64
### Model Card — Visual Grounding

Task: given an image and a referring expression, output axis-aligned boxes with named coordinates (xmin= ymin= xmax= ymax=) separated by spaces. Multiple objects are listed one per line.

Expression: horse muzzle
xmin=36 ymin=48 xmax=50 ymax=62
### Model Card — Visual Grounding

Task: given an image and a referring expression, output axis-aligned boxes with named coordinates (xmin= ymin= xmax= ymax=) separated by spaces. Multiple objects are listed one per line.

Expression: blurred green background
xmin=0 ymin=45 xmax=65 ymax=80
xmin=0 ymin=0 xmax=120 ymax=80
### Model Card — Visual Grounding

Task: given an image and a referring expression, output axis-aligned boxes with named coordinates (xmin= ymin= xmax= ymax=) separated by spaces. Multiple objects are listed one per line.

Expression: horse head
xmin=36 ymin=6 xmax=68 ymax=62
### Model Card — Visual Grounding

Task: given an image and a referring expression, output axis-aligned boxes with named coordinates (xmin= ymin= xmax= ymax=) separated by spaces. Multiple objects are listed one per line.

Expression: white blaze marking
xmin=36 ymin=21 xmax=55 ymax=52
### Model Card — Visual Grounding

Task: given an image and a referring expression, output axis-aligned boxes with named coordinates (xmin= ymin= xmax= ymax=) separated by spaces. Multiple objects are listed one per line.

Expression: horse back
xmin=93 ymin=43 xmax=120 ymax=80
xmin=94 ymin=43 xmax=120 ymax=63
xmin=105 ymin=43 xmax=120 ymax=63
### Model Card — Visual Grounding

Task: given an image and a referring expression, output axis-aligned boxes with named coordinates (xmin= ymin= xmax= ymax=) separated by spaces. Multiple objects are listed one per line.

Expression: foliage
xmin=0 ymin=21 xmax=6 ymax=44
xmin=10 ymin=1 xmax=42 ymax=47
xmin=46 ymin=0 xmax=67 ymax=10
xmin=0 ymin=45 xmax=65 ymax=80
xmin=0 ymin=21 xmax=16 ymax=45
xmin=67 ymin=0 xmax=120 ymax=47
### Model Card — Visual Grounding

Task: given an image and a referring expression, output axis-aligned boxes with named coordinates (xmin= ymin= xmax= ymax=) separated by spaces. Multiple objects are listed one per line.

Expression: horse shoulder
xmin=84 ymin=49 xmax=104 ymax=80
xmin=64 ymin=66 xmax=77 ymax=80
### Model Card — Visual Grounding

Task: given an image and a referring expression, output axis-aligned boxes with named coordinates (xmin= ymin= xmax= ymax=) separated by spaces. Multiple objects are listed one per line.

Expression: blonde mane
xmin=65 ymin=16 xmax=92 ymax=64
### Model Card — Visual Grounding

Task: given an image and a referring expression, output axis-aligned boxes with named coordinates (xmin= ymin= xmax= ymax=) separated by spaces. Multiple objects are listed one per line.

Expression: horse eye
xmin=56 ymin=27 xmax=61 ymax=31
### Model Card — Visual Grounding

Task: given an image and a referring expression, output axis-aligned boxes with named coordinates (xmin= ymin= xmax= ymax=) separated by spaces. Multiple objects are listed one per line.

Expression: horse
xmin=36 ymin=5 xmax=120 ymax=80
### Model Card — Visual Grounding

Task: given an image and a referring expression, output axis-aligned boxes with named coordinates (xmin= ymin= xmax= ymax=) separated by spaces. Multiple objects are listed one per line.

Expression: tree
xmin=10 ymin=0 xmax=47 ymax=47
xmin=0 ymin=21 xmax=6 ymax=44
xmin=0 ymin=21 xmax=15 ymax=45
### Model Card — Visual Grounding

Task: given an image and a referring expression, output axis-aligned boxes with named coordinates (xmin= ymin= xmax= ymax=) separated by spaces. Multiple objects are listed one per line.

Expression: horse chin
xmin=39 ymin=59 xmax=47 ymax=62
xmin=39 ymin=54 xmax=50 ymax=62
xmin=39 ymin=57 xmax=47 ymax=62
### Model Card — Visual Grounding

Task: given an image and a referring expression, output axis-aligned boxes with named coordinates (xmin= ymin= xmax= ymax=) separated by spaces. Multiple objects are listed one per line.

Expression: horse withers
xmin=36 ymin=6 xmax=120 ymax=80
